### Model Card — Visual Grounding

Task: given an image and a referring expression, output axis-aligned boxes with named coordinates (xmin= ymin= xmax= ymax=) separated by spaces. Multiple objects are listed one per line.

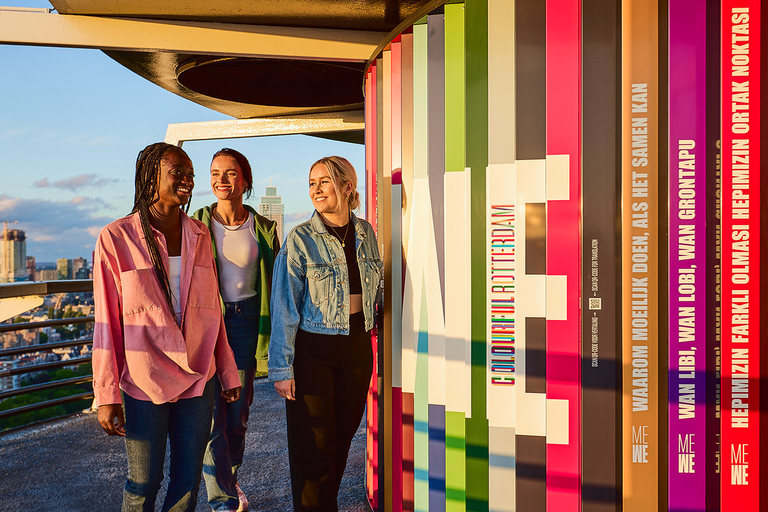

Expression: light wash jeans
xmin=203 ymin=295 xmax=259 ymax=511
xmin=122 ymin=379 xmax=215 ymax=512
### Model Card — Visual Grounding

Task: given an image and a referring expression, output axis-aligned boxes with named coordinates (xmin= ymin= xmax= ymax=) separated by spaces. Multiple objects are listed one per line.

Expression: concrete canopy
xmin=40 ymin=0 xmax=440 ymax=123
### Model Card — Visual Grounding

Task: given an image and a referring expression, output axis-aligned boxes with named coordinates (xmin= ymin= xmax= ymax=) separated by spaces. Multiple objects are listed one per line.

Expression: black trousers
xmin=286 ymin=312 xmax=373 ymax=511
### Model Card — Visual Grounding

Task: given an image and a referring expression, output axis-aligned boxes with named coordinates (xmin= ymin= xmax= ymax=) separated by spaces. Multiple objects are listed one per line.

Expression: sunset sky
xmin=0 ymin=1 xmax=365 ymax=262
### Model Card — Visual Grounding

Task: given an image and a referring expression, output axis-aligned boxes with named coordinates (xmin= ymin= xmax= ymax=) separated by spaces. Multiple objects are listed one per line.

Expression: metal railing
xmin=0 ymin=280 xmax=94 ymax=427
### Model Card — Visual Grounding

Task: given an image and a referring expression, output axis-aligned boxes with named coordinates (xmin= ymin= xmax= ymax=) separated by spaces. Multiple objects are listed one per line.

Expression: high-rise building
xmin=26 ymin=256 xmax=35 ymax=281
xmin=0 ymin=226 xmax=28 ymax=283
xmin=38 ymin=269 xmax=58 ymax=281
xmin=57 ymin=258 xmax=72 ymax=280
xmin=258 ymin=184 xmax=285 ymax=242
xmin=72 ymin=257 xmax=88 ymax=279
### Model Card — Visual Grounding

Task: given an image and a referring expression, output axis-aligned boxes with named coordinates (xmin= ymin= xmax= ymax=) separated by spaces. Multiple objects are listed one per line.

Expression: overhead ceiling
xmin=49 ymin=1 xmax=429 ymax=31
xmin=48 ymin=0 xmax=440 ymax=121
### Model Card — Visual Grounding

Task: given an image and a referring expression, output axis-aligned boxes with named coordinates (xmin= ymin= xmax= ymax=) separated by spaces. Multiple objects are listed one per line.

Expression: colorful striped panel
xmin=390 ymin=36 xmax=404 ymax=512
xmin=465 ymin=0 xmax=490 ymax=510
xmin=545 ymin=0 xmax=582 ymax=510
xmin=720 ymin=1 xmax=761 ymax=509
xmin=667 ymin=1 xmax=707 ymax=509
xmin=363 ymin=2 xmax=768 ymax=512
xmin=581 ymin=1 xmax=621 ymax=511
xmin=704 ymin=2 xmax=722 ymax=511
xmin=621 ymin=0 xmax=662 ymax=510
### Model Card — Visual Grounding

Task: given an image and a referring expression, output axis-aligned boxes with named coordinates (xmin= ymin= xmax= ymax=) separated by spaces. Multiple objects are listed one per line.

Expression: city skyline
xmin=0 ymin=1 xmax=365 ymax=263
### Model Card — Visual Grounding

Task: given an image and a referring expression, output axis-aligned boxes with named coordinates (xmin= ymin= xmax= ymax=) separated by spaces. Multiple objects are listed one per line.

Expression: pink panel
xmin=545 ymin=0 xmax=582 ymax=510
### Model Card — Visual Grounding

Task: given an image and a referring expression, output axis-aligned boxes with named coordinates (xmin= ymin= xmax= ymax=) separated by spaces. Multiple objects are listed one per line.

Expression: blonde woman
xmin=269 ymin=156 xmax=382 ymax=511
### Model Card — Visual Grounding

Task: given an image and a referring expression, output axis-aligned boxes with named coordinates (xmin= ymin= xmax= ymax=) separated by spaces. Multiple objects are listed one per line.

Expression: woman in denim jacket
xmin=269 ymin=156 xmax=382 ymax=511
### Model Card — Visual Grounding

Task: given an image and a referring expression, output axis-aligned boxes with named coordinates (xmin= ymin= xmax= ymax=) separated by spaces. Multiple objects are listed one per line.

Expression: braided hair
xmin=130 ymin=142 xmax=192 ymax=314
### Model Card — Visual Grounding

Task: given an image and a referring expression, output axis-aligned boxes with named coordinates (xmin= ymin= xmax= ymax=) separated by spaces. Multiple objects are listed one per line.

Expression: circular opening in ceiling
xmin=177 ymin=58 xmax=365 ymax=108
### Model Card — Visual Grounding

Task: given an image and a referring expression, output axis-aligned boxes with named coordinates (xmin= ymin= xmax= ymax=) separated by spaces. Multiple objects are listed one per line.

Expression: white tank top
xmin=168 ymin=255 xmax=182 ymax=325
xmin=212 ymin=211 xmax=260 ymax=303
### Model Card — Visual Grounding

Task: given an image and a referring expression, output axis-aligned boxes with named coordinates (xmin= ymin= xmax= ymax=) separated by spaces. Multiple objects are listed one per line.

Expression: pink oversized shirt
xmin=92 ymin=211 xmax=240 ymax=406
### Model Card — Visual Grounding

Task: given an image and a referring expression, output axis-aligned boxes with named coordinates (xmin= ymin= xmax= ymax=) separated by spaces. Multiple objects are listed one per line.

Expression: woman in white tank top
xmin=191 ymin=148 xmax=280 ymax=512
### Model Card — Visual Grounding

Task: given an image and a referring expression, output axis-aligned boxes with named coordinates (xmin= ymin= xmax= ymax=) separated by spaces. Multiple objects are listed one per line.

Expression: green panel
xmin=445 ymin=3 xmax=466 ymax=173
xmin=446 ymin=410 xmax=467 ymax=510
xmin=465 ymin=0 xmax=489 ymax=511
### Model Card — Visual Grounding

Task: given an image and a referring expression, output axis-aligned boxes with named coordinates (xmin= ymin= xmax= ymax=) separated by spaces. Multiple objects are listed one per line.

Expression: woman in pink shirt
xmin=93 ymin=142 xmax=242 ymax=512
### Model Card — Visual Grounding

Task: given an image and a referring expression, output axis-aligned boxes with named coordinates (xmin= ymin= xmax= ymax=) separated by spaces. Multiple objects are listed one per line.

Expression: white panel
xmin=515 ymin=159 xmax=547 ymax=436
xmin=424 ymin=201 xmax=446 ymax=407
xmin=488 ymin=0 xmax=516 ymax=165
xmin=402 ymin=177 xmax=445 ymax=402
xmin=464 ymin=167 xmax=473 ymax=419
xmin=165 ymin=111 xmax=365 ymax=145
xmin=444 ymin=170 xmax=470 ymax=414
xmin=516 ymin=159 xmax=546 ymax=202
xmin=546 ymin=275 xmax=568 ymax=321
xmin=489 ymin=426 xmax=516 ymax=512
xmin=486 ymin=162 xmax=517 ymax=429
xmin=545 ymin=154 xmax=571 ymax=201
xmin=546 ymin=399 xmax=570 ymax=445
xmin=400 ymin=182 xmax=422 ymax=394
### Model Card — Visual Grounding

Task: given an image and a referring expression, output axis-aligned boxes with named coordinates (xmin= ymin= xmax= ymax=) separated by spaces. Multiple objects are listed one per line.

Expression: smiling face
xmin=210 ymin=155 xmax=246 ymax=202
xmin=309 ymin=163 xmax=351 ymax=219
xmin=155 ymin=148 xmax=194 ymax=208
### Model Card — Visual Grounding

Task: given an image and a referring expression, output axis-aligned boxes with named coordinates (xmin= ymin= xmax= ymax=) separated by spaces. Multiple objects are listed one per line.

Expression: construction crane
xmin=1 ymin=220 xmax=19 ymax=235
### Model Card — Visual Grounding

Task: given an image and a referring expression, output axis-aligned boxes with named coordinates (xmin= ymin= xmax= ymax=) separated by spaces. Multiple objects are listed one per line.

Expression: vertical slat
xmin=621 ymin=0 xmax=661 ymax=510
xmin=667 ymin=1 xmax=707 ymax=510
xmin=581 ymin=1 xmax=621 ymax=510
xmin=720 ymin=1 xmax=761 ymax=509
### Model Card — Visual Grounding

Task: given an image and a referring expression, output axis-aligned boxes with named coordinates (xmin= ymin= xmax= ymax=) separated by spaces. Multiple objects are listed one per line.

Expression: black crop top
xmin=325 ymin=221 xmax=363 ymax=294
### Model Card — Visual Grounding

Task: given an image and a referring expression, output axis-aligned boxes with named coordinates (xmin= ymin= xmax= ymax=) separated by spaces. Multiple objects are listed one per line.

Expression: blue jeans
xmin=203 ymin=295 xmax=259 ymax=511
xmin=122 ymin=379 xmax=215 ymax=512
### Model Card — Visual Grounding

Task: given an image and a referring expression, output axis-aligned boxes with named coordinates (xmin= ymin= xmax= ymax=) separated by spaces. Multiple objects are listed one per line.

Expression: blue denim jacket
xmin=268 ymin=211 xmax=382 ymax=381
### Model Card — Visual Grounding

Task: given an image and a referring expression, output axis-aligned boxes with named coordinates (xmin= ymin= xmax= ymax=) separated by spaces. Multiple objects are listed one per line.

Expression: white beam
xmin=0 ymin=9 xmax=385 ymax=62
xmin=164 ymin=111 xmax=365 ymax=146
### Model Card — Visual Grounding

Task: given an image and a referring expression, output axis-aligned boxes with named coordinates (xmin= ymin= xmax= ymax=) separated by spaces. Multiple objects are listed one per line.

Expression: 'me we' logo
xmin=731 ymin=444 xmax=749 ymax=485
xmin=678 ymin=434 xmax=695 ymax=473
xmin=632 ymin=425 xmax=648 ymax=463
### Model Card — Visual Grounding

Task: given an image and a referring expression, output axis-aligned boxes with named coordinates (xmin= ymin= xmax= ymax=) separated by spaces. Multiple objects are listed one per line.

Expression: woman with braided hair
xmin=93 ymin=142 xmax=241 ymax=512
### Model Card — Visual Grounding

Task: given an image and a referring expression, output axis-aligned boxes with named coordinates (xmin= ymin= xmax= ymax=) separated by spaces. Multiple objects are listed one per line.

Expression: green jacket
xmin=191 ymin=203 xmax=280 ymax=373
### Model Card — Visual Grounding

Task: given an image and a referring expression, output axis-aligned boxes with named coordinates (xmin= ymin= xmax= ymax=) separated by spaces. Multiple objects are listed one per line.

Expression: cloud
xmin=33 ymin=173 xmax=121 ymax=192
xmin=285 ymin=211 xmax=311 ymax=223
xmin=0 ymin=127 xmax=31 ymax=140
xmin=0 ymin=193 xmax=115 ymax=262
xmin=283 ymin=211 xmax=312 ymax=236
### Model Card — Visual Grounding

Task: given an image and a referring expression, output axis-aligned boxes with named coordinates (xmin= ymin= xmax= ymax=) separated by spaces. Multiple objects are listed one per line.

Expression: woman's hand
xmin=221 ymin=386 xmax=242 ymax=403
xmin=274 ymin=379 xmax=296 ymax=401
xmin=98 ymin=404 xmax=126 ymax=437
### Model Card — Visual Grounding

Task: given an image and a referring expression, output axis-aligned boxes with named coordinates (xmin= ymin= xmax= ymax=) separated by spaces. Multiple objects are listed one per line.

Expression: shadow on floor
xmin=0 ymin=378 xmax=371 ymax=511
